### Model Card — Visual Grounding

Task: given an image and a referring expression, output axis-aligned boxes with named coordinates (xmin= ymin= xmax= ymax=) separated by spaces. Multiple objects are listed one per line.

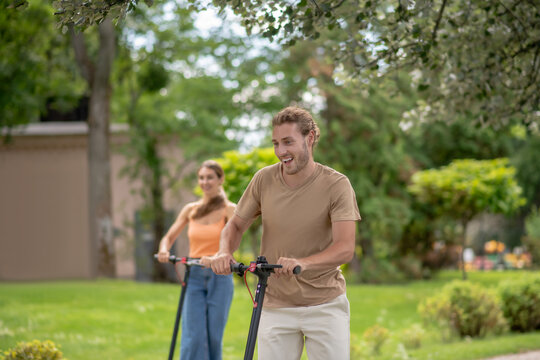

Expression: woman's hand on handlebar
xmin=157 ymin=250 xmax=170 ymax=263
xmin=275 ymin=257 xmax=302 ymax=277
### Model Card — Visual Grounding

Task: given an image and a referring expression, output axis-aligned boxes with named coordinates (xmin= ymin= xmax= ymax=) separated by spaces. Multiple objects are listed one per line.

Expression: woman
xmin=158 ymin=160 xmax=235 ymax=360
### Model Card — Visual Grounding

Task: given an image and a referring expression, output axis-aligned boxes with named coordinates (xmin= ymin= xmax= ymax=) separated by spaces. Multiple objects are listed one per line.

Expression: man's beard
xmin=284 ymin=140 xmax=310 ymax=175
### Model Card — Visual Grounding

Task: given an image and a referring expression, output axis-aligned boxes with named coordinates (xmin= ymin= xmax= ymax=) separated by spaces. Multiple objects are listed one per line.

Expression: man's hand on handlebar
xmin=274 ymin=257 xmax=303 ymax=277
xmin=202 ymin=252 xmax=235 ymax=275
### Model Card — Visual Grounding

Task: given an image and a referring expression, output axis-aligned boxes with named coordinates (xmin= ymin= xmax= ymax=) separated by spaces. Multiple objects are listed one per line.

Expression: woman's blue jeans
xmin=180 ymin=266 xmax=234 ymax=360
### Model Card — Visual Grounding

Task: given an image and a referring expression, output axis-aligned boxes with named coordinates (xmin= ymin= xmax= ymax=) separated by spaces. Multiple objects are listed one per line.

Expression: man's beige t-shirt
xmin=235 ymin=162 xmax=361 ymax=308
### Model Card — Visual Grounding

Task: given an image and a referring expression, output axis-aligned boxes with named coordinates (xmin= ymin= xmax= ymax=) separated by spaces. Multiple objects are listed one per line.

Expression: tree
xmin=408 ymin=158 xmax=526 ymax=279
xmin=1 ymin=0 xmax=115 ymax=277
xmin=405 ymin=117 xmax=518 ymax=169
xmin=112 ymin=2 xmax=283 ymax=280
xmin=47 ymin=0 xmax=290 ymax=280
xmin=52 ymin=0 xmax=152 ymax=28
xmin=319 ymin=75 xmax=416 ymax=253
xmin=512 ymin=133 xmax=540 ymax=209
xmin=53 ymin=0 xmax=540 ymax=126
xmin=1 ymin=0 xmax=84 ymax=138
xmin=115 ymin=44 xmax=173 ymax=280
xmin=523 ymin=206 xmax=540 ymax=265
xmin=399 ymin=118 xmax=519 ymax=273
xmin=208 ymin=0 xmax=540 ymax=126
xmin=67 ymin=19 xmax=117 ymax=277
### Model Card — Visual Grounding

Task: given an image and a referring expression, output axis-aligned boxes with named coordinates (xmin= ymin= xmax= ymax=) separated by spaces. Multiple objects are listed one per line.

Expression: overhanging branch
xmin=432 ymin=0 xmax=448 ymax=43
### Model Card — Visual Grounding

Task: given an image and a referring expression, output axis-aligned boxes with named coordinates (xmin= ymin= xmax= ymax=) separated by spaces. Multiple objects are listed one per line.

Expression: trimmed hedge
xmin=419 ymin=280 xmax=506 ymax=339
xmin=499 ymin=275 xmax=540 ymax=332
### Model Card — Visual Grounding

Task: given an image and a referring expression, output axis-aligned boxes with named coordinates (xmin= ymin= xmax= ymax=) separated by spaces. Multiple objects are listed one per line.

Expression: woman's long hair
xmin=191 ymin=160 xmax=227 ymax=220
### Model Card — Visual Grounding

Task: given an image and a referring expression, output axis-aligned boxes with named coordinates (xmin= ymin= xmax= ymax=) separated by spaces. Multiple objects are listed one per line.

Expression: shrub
xmin=1 ymin=340 xmax=65 ymax=360
xmin=350 ymin=334 xmax=370 ymax=359
xmin=363 ymin=324 xmax=390 ymax=355
xmin=418 ymin=280 xmax=506 ymax=339
xmin=400 ymin=323 xmax=425 ymax=349
xmin=499 ymin=275 xmax=540 ymax=332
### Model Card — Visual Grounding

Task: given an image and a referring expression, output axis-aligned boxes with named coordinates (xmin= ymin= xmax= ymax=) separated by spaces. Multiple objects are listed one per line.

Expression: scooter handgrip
xmin=153 ymin=254 xmax=179 ymax=264
xmin=230 ymin=263 xmax=245 ymax=273
xmin=154 ymin=254 xmax=173 ymax=261
xmin=293 ymin=266 xmax=302 ymax=275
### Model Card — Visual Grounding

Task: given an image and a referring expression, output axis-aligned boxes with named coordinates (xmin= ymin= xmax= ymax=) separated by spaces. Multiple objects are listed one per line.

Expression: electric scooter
xmin=154 ymin=254 xmax=204 ymax=360
xmin=231 ymin=256 xmax=301 ymax=360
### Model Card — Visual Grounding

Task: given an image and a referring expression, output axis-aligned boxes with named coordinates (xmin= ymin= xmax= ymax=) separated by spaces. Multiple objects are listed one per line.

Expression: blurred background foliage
xmin=2 ymin=0 xmax=540 ymax=282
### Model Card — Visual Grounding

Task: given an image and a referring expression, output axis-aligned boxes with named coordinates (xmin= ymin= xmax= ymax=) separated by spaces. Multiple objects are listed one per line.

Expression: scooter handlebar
xmin=230 ymin=262 xmax=301 ymax=275
xmin=154 ymin=254 xmax=204 ymax=267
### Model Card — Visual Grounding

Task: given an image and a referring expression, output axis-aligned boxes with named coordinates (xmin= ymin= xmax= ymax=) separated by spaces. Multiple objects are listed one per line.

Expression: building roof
xmin=3 ymin=122 xmax=129 ymax=136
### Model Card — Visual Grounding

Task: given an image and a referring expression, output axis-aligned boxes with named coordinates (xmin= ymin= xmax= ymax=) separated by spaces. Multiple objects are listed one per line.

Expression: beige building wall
xmin=0 ymin=122 xmax=195 ymax=281
xmin=0 ymin=131 xmax=91 ymax=280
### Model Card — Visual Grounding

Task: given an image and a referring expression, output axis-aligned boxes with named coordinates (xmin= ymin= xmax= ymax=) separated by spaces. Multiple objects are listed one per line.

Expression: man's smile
xmin=282 ymin=157 xmax=293 ymax=164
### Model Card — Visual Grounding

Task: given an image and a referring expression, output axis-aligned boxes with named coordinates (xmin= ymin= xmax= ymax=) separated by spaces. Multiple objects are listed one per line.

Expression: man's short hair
xmin=272 ymin=107 xmax=321 ymax=148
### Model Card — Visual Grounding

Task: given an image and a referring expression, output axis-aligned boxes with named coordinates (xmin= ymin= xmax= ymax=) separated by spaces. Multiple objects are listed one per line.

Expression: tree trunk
xmin=71 ymin=19 xmax=116 ymax=277
xmin=148 ymin=137 xmax=169 ymax=281
xmin=360 ymin=236 xmax=374 ymax=258
xmin=127 ymin=91 xmax=169 ymax=281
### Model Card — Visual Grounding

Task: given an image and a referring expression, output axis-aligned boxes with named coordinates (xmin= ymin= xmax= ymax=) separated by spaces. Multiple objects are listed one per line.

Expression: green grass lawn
xmin=0 ymin=270 xmax=539 ymax=359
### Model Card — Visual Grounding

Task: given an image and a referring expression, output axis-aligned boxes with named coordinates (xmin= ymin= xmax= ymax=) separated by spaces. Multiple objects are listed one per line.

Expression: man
xmin=202 ymin=106 xmax=361 ymax=359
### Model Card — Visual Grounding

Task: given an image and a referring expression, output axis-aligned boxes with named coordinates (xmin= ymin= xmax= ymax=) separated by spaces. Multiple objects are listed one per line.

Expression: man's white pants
xmin=258 ymin=294 xmax=350 ymax=360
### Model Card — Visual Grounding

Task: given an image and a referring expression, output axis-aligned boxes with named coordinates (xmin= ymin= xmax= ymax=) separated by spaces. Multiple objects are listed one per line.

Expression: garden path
xmin=482 ymin=350 xmax=540 ymax=360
